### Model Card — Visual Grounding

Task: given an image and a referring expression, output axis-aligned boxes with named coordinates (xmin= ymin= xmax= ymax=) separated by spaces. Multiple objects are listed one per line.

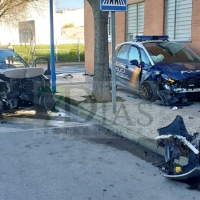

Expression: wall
xmin=56 ymin=8 xmax=84 ymax=27
xmin=84 ymin=0 xmax=200 ymax=75
xmin=186 ymin=0 xmax=200 ymax=56
xmin=61 ymin=27 xmax=84 ymax=44
xmin=0 ymin=1 xmax=51 ymax=45
xmin=143 ymin=0 xmax=164 ymax=35
xmin=0 ymin=4 xmax=84 ymax=45
xmin=84 ymin=0 xmax=94 ymax=74
xmin=55 ymin=8 xmax=84 ymax=44
xmin=84 ymin=1 xmax=126 ymax=74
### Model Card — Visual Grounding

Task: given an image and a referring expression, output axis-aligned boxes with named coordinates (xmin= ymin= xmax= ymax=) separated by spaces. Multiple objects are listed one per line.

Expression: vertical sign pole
xmin=100 ymin=0 xmax=127 ymax=114
xmin=111 ymin=11 xmax=116 ymax=114
xmin=78 ymin=37 xmax=80 ymax=62
xmin=50 ymin=0 xmax=56 ymax=93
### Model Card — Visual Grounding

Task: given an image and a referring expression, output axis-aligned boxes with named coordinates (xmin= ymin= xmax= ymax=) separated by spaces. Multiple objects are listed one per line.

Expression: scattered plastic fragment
xmin=171 ymin=106 xmax=178 ymax=111
xmin=156 ymin=115 xmax=200 ymax=181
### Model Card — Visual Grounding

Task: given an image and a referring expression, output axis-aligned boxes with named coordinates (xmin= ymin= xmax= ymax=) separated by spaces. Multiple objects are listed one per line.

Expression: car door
xmin=116 ymin=44 xmax=131 ymax=87
xmin=139 ymin=48 xmax=152 ymax=83
xmin=125 ymin=45 xmax=141 ymax=90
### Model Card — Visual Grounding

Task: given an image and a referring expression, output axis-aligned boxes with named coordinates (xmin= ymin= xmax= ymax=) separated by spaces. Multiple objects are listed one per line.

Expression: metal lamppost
xmin=49 ymin=0 xmax=56 ymax=93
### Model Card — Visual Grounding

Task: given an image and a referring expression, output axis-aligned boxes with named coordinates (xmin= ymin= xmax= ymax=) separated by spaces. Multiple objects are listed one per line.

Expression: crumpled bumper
xmin=156 ymin=90 xmax=188 ymax=105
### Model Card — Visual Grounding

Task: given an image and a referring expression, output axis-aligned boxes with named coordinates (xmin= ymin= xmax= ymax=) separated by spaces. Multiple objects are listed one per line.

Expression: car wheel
xmin=34 ymin=104 xmax=47 ymax=113
xmin=35 ymin=93 xmax=56 ymax=112
xmin=139 ymin=81 xmax=159 ymax=102
xmin=43 ymin=93 xmax=56 ymax=111
xmin=39 ymin=93 xmax=56 ymax=111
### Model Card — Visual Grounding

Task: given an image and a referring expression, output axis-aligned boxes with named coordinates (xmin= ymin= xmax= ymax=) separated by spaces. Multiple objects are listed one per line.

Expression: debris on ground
xmin=156 ymin=115 xmax=200 ymax=183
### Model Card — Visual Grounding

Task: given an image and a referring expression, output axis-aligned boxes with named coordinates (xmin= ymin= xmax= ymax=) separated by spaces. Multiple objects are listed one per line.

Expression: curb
xmin=56 ymin=62 xmax=85 ymax=66
xmin=54 ymin=97 xmax=166 ymax=158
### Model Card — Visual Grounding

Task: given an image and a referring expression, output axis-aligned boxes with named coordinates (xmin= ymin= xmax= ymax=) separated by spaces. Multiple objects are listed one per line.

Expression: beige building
xmin=84 ymin=0 xmax=200 ymax=75
xmin=61 ymin=27 xmax=84 ymax=44
xmin=0 ymin=3 xmax=84 ymax=45
xmin=56 ymin=8 xmax=84 ymax=44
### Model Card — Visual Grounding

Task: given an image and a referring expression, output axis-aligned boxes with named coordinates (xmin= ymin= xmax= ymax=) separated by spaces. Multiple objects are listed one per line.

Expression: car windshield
xmin=0 ymin=49 xmax=29 ymax=69
xmin=143 ymin=42 xmax=200 ymax=64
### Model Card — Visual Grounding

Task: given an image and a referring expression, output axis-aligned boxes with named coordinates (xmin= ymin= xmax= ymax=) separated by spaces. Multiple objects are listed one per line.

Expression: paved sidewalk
xmin=54 ymin=73 xmax=200 ymax=157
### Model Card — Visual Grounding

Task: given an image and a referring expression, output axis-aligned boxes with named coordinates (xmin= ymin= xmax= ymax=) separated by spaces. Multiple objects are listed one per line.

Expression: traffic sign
xmin=18 ymin=20 xmax=35 ymax=43
xmin=100 ymin=0 xmax=127 ymax=11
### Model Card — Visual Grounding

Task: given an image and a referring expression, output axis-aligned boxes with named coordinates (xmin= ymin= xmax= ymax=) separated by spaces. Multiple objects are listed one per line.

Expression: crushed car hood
xmin=153 ymin=62 xmax=200 ymax=80
xmin=0 ymin=68 xmax=44 ymax=79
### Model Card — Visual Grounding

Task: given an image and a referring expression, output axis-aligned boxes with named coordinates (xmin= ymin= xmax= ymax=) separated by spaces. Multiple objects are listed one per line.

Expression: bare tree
xmin=0 ymin=0 xmax=47 ymax=27
xmin=87 ymin=0 xmax=111 ymax=102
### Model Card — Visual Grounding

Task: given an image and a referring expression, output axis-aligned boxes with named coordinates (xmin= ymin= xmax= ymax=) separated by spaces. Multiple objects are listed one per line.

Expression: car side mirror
xmin=130 ymin=59 xmax=139 ymax=66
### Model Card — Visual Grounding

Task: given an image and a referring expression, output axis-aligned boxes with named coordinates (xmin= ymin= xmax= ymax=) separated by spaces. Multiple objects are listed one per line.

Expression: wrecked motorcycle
xmin=156 ymin=115 xmax=200 ymax=181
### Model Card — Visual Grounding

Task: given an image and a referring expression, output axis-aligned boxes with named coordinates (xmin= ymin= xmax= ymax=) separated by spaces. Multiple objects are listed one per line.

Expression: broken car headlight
xmin=161 ymin=74 xmax=175 ymax=83
xmin=153 ymin=70 xmax=161 ymax=75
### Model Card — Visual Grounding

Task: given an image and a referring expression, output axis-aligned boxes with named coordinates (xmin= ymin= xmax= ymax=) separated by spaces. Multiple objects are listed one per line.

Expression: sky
xmin=56 ymin=0 xmax=84 ymax=9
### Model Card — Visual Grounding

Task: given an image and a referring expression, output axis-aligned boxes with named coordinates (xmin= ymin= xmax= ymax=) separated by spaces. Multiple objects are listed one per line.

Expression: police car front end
xmin=152 ymin=63 xmax=200 ymax=105
xmin=137 ymin=36 xmax=200 ymax=105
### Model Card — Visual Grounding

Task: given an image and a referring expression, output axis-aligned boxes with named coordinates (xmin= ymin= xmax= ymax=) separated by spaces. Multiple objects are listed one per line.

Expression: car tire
xmin=34 ymin=104 xmax=47 ymax=113
xmin=139 ymin=81 xmax=159 ymax=102
xmin=35 ymin=93 xmax=56 ymax=112
xmin=43 ymin=93 xmax=56 ymax=111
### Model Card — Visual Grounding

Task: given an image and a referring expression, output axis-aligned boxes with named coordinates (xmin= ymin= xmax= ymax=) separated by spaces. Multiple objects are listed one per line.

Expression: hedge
xmin=2 ymin=44 xmax=85 ymax=64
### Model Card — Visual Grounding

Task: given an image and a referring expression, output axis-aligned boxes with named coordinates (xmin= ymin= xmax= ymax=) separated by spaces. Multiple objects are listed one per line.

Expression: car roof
xmin=117 ymin=35 xmax=179 ymax=48
xmin=118 ymin=40 xmax=178 ymax=46
xmin=0 ymin=48 xmax=13 ymax=52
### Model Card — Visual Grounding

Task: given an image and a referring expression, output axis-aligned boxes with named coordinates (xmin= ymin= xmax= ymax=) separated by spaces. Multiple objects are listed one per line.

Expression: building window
xmin=126 ymin=2 xmax=144 ymax=41
xmin=165 ymin=0 xmax=192 ymax=41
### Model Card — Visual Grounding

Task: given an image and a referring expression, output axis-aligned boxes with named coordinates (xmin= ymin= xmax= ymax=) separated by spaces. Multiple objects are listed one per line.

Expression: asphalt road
xmin=1 ymin=108 xmax=200 ymax=199
xmin=55 ymin=64 xmax=85 ymax=75
xmin=1 ymin=64 xmax=200 ymax=198
xmin=55 ymin=64 xmax=93 ymax=86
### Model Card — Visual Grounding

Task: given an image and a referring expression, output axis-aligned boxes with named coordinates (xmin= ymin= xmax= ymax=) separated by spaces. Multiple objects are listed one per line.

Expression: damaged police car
xmin=0 ymin=48 xmax=55 ymax=114
xmin=110 ymin=36 xmax=200 ymax=105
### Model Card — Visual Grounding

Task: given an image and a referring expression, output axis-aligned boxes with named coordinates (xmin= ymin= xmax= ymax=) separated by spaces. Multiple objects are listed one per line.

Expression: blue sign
xmin=100 ymin=0 xmax=127 ymax=12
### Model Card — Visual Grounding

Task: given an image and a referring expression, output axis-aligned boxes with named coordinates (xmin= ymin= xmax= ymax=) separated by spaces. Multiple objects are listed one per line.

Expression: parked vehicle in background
xmin=109 ymin=36 xmax=200 ymax=105
xmin=0 ymin=48 xmax=55 ymax=114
